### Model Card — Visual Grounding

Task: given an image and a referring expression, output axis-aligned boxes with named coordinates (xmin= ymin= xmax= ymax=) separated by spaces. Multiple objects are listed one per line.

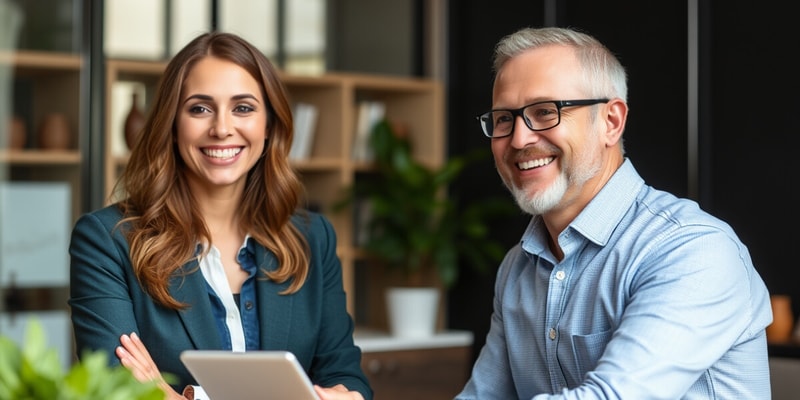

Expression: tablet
xmin=179 ymin=350 xmax=319 ymax=400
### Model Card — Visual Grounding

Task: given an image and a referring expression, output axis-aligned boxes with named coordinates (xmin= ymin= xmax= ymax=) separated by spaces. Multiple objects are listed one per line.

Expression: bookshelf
xmin=1 ymin=50 xmax=83 ymax=212
xmin=0 ymin=51 xmax=82 ymax=361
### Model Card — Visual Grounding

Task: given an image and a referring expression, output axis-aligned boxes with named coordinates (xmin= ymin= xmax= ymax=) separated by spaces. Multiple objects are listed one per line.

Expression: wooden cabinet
xmin=355 ymin=330 xmax=473 ymax=399
xmin=102 ymin=59 xmax=445 ymax=321
xmin=1 ymin=51 xmax=83 ymax=218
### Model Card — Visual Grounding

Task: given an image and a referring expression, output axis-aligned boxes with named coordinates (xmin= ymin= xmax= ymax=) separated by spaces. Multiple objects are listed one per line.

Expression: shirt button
xmin=549 ymin=328 xmax=557 ymax=340
xmin=555 ymin=271 xmax=566 ymax=280
xmin=245 ymin=301 xmax=253 ymax=310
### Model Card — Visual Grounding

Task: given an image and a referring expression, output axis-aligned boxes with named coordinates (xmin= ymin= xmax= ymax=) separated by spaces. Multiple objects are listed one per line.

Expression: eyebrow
xmin=183 ymin=93 xmax=261 ymax=103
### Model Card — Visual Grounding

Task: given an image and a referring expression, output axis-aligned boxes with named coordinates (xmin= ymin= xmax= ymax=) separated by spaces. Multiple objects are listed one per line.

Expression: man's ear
xmin=603 ymin=98 xmax=628 ymax=147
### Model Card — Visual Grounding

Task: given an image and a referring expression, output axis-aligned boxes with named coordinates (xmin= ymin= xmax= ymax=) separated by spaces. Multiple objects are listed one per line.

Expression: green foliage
xmin=337 ymin=119 xmax=517 ymax=288
xmin=0 ymin=320 xmax=166 ymax=400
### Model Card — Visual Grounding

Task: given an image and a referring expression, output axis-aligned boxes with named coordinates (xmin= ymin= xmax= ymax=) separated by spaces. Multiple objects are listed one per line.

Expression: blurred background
xmin=1 ymin=1 xmax=798 ymax=399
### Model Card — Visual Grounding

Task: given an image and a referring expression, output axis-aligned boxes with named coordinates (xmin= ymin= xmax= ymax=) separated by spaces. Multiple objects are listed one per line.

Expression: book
xmin=352 ymin=196 xmax=373 ymax=247
xmin=289 ymin=102 xmax=319 ymax=160
xmin=351 ymin=100 xmax=386 ymax=162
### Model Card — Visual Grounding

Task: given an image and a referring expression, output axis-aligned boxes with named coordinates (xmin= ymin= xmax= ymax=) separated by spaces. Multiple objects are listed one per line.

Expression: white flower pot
xmin=385 ymin=287 xmax=440 ymax=338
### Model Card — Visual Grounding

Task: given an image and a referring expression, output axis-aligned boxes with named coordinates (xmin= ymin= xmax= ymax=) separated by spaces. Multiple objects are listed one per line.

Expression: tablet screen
xmin=180 ymin=350 xmax=319 ymax=400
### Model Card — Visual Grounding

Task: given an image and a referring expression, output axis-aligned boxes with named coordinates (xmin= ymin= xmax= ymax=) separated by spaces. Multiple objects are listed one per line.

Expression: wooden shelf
xmin=0 ymin=150 xmax=81 ymax=165
xmin=290 ymin=157 xmax=345 ymax=171
xmin=0 ymin=50 xmax=82 ymax=70
xmin=2 ymin=50 xmax=83 ymax=227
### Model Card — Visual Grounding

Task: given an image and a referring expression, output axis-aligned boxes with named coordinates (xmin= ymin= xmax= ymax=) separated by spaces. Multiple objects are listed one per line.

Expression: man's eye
xmin=494 ymin=113 xmax=512 ymax=125
xmin=531 ymin=108 xmax=557 ymax=119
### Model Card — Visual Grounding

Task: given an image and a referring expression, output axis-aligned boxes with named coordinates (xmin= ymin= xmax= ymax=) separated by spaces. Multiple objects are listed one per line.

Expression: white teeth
xmin=203 ymin=147 xmax=241 ymax=159
xmin=518 ymin=157 xmax=554 ymax=170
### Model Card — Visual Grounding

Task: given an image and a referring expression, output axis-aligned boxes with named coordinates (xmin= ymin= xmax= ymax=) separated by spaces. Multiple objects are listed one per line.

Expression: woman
xmin=69 ymin=31 xmax=372 ymax=400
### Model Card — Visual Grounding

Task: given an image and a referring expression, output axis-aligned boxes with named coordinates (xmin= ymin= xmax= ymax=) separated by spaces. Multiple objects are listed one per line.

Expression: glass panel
xmin=15 ymin=0 xmax=80 ymax=53
xmin=286 ymin=0 xmax=326 ymax=74
xmin=171 ymin=0 xmax=212 ymax=56
xmin=105 ymin=0 xmax=166 ymax=59
xmin=219 ymin=0 xmax=277 ymax=57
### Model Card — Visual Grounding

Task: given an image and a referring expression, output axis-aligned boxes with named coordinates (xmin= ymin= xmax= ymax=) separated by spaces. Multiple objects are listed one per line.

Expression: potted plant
xmin=337 ymin=119 xmax=515 ymax=337
xmin=0 ymin=319 xmax=167 ymax=399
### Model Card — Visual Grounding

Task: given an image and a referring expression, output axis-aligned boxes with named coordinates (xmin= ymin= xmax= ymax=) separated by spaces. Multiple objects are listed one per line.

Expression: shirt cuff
xmin=182 ymin=385 xmax=210 ymax=400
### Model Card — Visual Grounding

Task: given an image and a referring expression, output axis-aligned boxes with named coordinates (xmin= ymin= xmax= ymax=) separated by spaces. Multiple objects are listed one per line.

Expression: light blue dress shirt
xmin=456 ymin=159 xmax=772 ymax=400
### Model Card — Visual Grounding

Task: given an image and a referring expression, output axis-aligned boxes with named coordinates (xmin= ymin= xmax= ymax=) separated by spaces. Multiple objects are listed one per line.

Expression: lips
xmin=202 ymin=147 xmax=242 ymax=159
xmin=517 ymin=156 xmax=554 ymax=170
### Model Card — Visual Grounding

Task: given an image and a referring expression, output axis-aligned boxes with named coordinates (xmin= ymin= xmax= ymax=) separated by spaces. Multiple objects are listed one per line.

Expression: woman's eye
xmin=234 ymin=104 xmax=255 ymax=113
xmin=188 ymin=105 xmax=210 ymax=114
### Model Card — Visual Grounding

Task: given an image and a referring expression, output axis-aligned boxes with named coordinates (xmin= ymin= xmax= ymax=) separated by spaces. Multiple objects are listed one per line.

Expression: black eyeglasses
xmin=476 ymin=99 xmax=609 ymax=138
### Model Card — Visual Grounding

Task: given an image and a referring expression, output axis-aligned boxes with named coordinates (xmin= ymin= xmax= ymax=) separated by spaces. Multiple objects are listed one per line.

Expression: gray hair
xmin=493 ymin=27 xmax=628 ymax=103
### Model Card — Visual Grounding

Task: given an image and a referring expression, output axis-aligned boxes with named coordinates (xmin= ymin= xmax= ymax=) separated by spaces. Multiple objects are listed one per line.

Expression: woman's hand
xmin=117 ymin=332 xmax=186 ymax=400
xmin=314 ymin=384 xmax=365 ymax=400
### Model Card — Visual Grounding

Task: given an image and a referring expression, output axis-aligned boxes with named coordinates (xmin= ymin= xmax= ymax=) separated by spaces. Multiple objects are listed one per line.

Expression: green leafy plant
xmin=0 ymin=320 xmax=166 ymax=400
xmin=337 ymin=119 xmax=516 ymax=289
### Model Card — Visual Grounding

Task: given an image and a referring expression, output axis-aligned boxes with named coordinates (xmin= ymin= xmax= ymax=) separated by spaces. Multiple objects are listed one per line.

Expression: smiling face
xmin=491 ymin=44 xmax=625 ymax=228
xmin=176 ymin=56 xmax=267 ymax=197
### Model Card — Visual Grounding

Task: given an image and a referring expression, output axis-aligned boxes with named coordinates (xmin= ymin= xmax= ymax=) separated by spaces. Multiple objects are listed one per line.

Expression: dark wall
xmin=327 ymin=0 xmax=419 ymax=76
xmin=704 ymin=2 xmax=800 ymax=309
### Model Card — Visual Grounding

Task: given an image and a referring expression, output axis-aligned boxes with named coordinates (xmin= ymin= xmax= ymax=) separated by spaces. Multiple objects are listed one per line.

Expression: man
xmin=456 ymin=26 xmax=772 ymax=399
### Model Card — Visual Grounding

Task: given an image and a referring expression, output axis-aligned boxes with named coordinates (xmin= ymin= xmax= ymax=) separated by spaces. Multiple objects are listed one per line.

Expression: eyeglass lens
xmin=480 ymin=102 xmax=561 ymax=137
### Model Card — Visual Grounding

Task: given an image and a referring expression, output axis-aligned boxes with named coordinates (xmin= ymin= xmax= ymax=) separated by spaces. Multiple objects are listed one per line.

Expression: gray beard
xmin=508 ymin=171 xmax=568 ymax=216
xmin=505 ymin=156 xmax=600 ymax=216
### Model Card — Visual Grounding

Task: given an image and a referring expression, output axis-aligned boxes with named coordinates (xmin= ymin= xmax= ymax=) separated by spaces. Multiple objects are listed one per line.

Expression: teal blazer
xmin=68 ymin=204 xmax=372 ymax=399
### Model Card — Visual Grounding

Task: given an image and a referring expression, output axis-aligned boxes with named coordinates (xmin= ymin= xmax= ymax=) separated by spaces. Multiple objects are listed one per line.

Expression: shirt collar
xmin=571 ymin=158 xmax=644 ymax=246
xmin=194 ymin=234 xmax=255 ymax=260
xmin=521 ymin=158 xmax=644 ymax=252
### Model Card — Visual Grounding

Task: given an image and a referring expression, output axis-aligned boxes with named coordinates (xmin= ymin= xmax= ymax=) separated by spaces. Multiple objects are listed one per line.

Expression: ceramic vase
xmin=767 ymin=295 xmax=794 ymax=343
xmin=124 ymin=91 xmax=145 ymax=151
xmin=37 ymin=113 xmax=71 ymax=150
xmin=7 ymin=115 xmax=26 ymax=149
xmin=385 ymin=287 xmax=439 ymax=338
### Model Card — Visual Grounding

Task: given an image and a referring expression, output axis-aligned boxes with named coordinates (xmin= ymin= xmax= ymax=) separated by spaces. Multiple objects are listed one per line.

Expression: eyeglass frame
xmin=476 ymin=98 xmax=610 ymax=138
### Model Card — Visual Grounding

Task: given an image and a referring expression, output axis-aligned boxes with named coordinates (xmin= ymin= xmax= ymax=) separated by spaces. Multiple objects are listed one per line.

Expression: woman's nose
xmin=210 ymin=115 xmax=232 ymax=137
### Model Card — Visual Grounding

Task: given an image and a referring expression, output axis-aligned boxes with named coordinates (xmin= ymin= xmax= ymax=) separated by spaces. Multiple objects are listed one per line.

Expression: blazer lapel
xmin=171 ymin=260 xmax=222 ymax=349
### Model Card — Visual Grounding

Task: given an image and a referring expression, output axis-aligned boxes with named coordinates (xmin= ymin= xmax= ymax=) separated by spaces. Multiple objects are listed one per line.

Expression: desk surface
xmin=353 ymin=329 xmax=473 ymax=353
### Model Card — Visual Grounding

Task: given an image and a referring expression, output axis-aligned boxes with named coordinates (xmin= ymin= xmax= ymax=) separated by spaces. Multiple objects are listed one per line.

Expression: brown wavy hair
xmin=115 ymin=31 xmax=309 ymax=309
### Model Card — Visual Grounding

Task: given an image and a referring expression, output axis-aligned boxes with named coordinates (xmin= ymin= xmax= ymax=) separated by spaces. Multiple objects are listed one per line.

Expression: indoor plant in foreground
xmin=338 ymin=119 xmax=515 ymax=337
xmin=0 ymin=319 xmax=167 ymax=400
